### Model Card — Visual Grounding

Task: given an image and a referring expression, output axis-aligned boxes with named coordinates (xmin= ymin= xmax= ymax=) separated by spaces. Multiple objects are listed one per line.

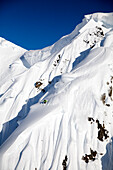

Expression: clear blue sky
xmin=0 ymin=0 xmax=113 ymax=50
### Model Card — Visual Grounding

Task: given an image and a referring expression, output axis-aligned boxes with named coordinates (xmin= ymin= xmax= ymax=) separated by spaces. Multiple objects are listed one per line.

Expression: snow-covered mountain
xmin=0 ymin=12 xmax=113 ymax=170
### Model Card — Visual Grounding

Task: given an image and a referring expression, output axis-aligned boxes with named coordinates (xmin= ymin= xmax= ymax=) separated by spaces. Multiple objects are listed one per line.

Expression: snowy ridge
xmin=0 ymin=12 xmax=113 ymax=170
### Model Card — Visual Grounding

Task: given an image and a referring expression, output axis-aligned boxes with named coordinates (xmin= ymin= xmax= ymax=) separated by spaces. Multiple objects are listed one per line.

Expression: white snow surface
xmin=0 ymin=12 xmax=113 ymax=170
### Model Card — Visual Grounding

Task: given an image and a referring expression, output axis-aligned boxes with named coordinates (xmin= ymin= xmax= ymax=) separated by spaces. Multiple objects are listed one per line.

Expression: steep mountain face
xmin=0 ymin=12 xmax=113 ymax=170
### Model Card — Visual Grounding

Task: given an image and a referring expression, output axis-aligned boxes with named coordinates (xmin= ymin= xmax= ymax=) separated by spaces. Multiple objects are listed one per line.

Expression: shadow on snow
xmin=0 ymin=75 xmax=61 ymax=146
xmin=101 ymin=137 xmax=113 ymax=170
xmin=72 ymin=48 xmax=91 ymax=70
xmin=0 ymin=47 xmax=92 ymax=146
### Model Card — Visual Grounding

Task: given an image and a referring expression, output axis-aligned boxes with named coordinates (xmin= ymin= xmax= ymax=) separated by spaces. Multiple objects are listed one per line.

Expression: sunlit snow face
xmin=0 ymin=12 xmax=113 ymax=170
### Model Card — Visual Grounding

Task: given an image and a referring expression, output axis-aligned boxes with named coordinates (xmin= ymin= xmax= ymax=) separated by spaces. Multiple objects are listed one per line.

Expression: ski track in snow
xmin=0 ymin=12 xmax=113 ymax=170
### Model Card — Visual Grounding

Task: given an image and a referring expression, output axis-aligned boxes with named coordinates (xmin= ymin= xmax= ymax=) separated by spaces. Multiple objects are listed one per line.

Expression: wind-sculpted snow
xmin=85 ymin=12 xmax=113 ymax=28
xmin=0 ymin=12 xmax=113 ymax=170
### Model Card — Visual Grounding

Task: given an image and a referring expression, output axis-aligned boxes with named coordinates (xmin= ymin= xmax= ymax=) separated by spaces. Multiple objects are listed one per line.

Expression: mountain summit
xmin=0 ymin=12 xmax=113 ymax=170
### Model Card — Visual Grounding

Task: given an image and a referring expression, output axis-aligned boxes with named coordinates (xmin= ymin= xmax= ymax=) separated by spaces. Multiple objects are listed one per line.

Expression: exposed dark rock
xmin=41 ymin=89 xmax=45 ymax=93
xmin=83 ymin=40 xmax=89 ymax=44
xmin=88 ymin=117 xmax=95 ymax=122
xmin=35 ymin=81 xmax=43 ymax=88
xmin=62 ymin=155 xmax=68 ymax=170
xmin=96 ymin=120 xmax=109 ymax=141
xmin=48 ymin=81 xmax=52 ymax=84
xmin=82 ymin=148 xmax=97 ymax=163
xmin=101 ymin=93 xmax=106 ymax=104
xmin=108 ymin=86 xmax=112 ymax=97
xmin=90 ymin=44 xmax=95 ymax=48
xmin=106 ymin=104 xmax=110 ymax=107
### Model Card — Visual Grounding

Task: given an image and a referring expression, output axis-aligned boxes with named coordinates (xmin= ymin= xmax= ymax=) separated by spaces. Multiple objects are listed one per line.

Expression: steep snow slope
xmin=0 ymin=37 xmax=26 ymax=85
xmin=0 ymin=38 xmax=26 ymax=131
xmin=0 ymin=12 xmax=113 ymax=170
